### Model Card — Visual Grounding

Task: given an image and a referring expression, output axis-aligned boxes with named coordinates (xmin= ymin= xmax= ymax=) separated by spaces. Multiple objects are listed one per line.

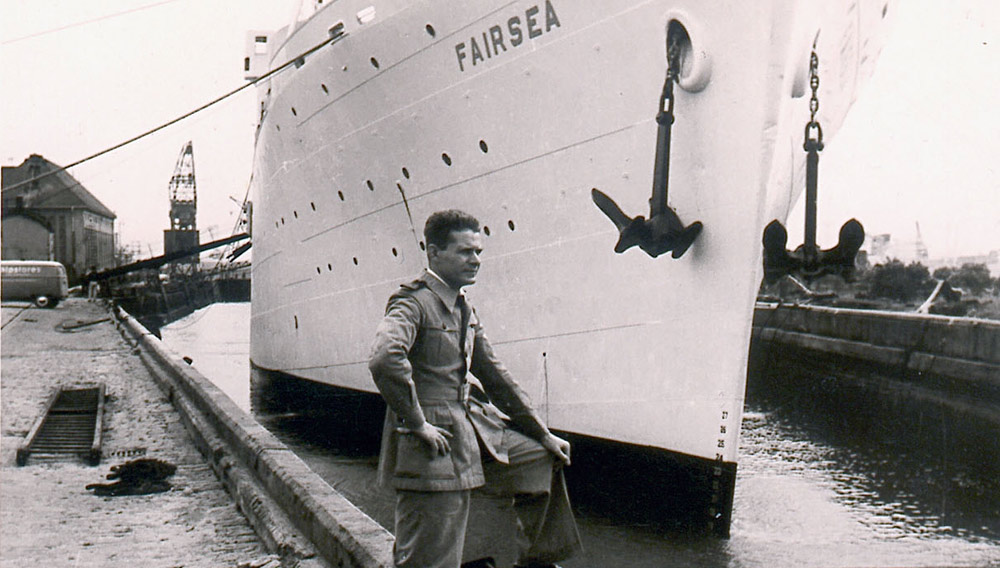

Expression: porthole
xmin=419 ymin=241 xmax=426 ymax=251
xmin=370 ymin=57 xmax=380 ymax=69
xmin=338 ymin=190 xmax=345 ymax=201
xmin=483 ymin=226 xmax=491 ymax=236
xmin=321 ymin=84 xmax=329 ymax=94
xmin=281 ymin=217 xmax=285 ymax=224
xmin=479 ymin=140 xmax=489 ymax=153
xmin=293 ymin=210 xmax=298 ymax=218
xmin=353 ymin=257 xmax=359 ymax=265
xmin=291 ymin=107 xmax=297 ymax=116
xmin=366 ymin=180 xmax=374 ymax=191
xmin=275 ymin=221 xmax=279 ymax=228
xmin=276 ymin=124 xmax=281 ymax=131
xmin=316 ymin=267 xmax=321 ymax=274
xmin=310 ymin=202 xmax=316 ymax=210
xmin=294 ymin=315 xmax=298 ymax=329
xmin=442 ymin=153 xmax=452 ymax=166
xmin=402 ymin=167 xmax=410 ymax=179
xmin=327 ymin=263 xmax=332 ymax=271
xmin=392 ymin=247 xmax=398 ymax=257
xmin=508 ymin=220 xmax=515 ymax=231
xmin=426 ymin=24 xmax=436 ymax=37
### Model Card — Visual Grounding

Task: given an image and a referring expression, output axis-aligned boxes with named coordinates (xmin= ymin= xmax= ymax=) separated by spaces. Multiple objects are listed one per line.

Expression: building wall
xmin=1 ymin=216 xmax=53 ymax=261
xmin=34 ymin=208 xmax=115 ymax=283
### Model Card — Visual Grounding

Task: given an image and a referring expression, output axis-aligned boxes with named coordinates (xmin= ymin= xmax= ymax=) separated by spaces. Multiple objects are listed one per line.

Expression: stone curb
xmin=114 ymin=307 xmax=395 ymax=568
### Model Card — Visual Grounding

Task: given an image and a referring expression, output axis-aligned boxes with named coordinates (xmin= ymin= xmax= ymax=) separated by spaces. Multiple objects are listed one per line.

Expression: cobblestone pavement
xmin=1 ymin=299 xmax=274 ymax=568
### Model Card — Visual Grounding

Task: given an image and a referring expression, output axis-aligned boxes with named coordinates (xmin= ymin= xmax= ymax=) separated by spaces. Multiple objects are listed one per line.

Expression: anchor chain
xmin=650 ymin=34 xmax=681 ymax=218
xmin=762 ymin=47 xmax=864 ymax=284
xmin=802 ymin=50 xmax=823 ymax=266
xmin=591 ymin=24 xmax=703 ymax=259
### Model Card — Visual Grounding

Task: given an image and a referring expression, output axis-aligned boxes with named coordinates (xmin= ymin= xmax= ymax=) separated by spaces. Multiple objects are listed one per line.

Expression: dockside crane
xmin=164 ymin=141 xmax=200 ymax=273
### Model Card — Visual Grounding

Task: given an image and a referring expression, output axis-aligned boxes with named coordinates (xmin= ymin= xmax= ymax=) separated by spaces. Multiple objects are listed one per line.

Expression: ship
xmin=244 ymin=0 xmax=892 ymax=536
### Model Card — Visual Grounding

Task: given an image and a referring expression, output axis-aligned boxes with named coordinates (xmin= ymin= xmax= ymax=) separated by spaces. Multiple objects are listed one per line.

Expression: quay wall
xmin=751 ymin=303 xmax=1000 ymax=413
xmin=115 ymin=307 xmax=394 ymax=568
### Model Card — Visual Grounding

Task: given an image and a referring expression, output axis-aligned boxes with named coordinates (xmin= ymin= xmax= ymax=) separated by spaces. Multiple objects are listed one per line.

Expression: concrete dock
xmin=1 ymin=299 xmax=275 ymax=567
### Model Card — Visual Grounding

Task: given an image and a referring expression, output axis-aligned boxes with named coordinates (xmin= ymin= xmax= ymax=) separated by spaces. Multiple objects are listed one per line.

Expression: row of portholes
xmin=306 ymin=219 xmax=518 ymax=274
xmin=313 ymin=256 xmax=358 ymax=274
xmin=357 ymin=139 xmax=489 ymax=193
xmin=275 ymin=201 xmax=319 ymax=228
xmin=288 ymin=20 xmax=442 ymax=120
xmin=272 ymin=138 xmax=491 ymax=228
xmin=272 ymin=139 xmax=497 ymax=232
xmin=277 ymin=17 xmax=443 ymax=137
xmin=275 ymin=198 xmax=514 ymax=237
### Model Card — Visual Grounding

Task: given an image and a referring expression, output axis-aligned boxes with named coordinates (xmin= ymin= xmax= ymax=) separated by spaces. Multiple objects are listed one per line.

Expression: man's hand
xmin=541 ymin=433 xmax=571 ymax=467
xmin=397 ymin=422 xmax=453 ymax=456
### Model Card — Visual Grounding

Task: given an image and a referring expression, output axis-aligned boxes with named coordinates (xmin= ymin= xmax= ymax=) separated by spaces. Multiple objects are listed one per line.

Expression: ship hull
xmin=248 ymin=0 xmax=890 ymax=534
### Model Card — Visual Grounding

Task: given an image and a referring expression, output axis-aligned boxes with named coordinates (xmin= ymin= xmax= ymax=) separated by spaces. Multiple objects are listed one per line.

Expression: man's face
xmin=428 ymin=229 xmax=482 ymax=289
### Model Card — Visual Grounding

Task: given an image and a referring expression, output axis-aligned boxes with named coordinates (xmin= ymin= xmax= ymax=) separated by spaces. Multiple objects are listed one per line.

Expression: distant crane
xmin=163 ymin=141 xmax=200 ymax=271
xmin=914 ymin=221 xmax=929 ymax=262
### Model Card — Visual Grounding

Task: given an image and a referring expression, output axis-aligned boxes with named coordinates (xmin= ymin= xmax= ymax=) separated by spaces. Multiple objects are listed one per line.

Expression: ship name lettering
xmin=454 ymin=0 xmax=561 ymax=72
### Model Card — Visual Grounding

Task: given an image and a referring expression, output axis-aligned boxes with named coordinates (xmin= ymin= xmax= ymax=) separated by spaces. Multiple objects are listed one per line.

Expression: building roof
xmin=1 ymin=154 xmax=116 ymax=219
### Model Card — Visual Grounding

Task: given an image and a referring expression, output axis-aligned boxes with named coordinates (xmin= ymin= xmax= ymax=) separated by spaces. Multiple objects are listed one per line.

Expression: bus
xmin=1 ymin=261 xmax=69 ymax=308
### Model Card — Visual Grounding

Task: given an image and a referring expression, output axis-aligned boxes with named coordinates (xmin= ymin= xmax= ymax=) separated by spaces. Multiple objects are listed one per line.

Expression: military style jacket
xmin=369 ymin=270 xmax=549 ymax=491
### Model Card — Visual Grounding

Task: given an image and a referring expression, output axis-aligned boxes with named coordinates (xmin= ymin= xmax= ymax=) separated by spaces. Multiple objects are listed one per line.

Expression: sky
xmin=1 ymin=0 xmax=998 ymax=260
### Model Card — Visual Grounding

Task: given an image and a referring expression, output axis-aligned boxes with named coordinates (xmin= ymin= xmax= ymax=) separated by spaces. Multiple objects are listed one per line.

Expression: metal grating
xmin=17 ymin=385 xmax=105 ymax=466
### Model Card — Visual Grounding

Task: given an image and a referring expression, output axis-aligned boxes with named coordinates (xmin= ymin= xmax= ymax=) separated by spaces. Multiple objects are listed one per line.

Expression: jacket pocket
xmin=394 ymin=420 xmax=458 ymax=480
xmin=417 ymin=324 xmax=461 ymax=362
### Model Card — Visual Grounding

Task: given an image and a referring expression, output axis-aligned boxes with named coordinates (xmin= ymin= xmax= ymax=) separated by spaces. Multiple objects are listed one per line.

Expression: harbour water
xmin=162 ymin=303 xmax=1000 ymax=567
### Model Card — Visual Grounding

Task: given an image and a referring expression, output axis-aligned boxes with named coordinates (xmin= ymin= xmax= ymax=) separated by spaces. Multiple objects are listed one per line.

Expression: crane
xmin=163 ymin=141 xmax=200 ymax=271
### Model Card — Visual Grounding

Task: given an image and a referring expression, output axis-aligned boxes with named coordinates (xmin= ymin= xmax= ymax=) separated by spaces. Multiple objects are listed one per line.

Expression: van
xmin=1 ymin=260 xmax=69 ymax=308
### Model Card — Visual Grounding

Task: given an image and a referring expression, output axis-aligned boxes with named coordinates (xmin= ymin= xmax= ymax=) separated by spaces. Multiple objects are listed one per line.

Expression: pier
xmin=751 ymin=302 xmax=1000 ymax=423
xmin=1 ymin=299 xmax=391 ymax=568
xmin=1 ymin=300 xmax=274 ymax=566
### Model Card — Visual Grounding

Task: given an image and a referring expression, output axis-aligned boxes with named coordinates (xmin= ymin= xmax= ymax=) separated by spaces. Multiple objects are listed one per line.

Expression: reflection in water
xmin=163 ymin=304 xmax=1000 ymax=567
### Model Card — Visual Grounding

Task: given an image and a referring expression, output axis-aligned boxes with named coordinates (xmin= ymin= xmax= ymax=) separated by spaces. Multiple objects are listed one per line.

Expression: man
xmin=85 ymin=266 xmax=100 ymax=301
xmin=369 ymin=210 xmax=582 ymax=568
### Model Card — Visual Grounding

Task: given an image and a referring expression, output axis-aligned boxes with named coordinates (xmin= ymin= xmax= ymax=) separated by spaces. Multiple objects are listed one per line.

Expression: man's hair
xmin=423 ymin=210 xmax=480 ymax=249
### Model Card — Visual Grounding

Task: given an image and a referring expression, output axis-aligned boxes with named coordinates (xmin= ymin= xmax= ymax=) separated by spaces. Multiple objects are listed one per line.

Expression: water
xmin=162 ymin=303 xmax=1000 ymax=567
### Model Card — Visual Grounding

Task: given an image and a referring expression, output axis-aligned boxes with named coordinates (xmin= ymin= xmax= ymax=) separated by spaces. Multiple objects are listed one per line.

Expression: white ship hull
xmin=247 ymin=0 xmax=890 ymax=532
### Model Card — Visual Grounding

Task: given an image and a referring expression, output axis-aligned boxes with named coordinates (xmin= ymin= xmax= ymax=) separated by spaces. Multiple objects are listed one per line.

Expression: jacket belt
xmin=416 ymin=382 xmax=471 ymax=403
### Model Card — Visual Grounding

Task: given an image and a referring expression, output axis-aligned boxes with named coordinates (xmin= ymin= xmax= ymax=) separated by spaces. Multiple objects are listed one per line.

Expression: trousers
xmin=393 ymin=429 xmax=582 ymax=568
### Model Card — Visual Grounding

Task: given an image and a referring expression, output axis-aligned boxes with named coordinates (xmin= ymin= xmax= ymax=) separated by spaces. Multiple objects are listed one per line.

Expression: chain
xmin=660 ymin=34 xmax=680 ymax=120
xmin=808 ymin=51 xmax=819 ymax=122
xmin=804 ymin=49 xmax=823 ymax=149
xmin=667 ymin=34 xmax=682 ymax=81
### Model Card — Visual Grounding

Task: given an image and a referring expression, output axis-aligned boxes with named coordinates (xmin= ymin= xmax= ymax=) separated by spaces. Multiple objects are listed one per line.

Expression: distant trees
xmin=861 ymin=259 xmax=934 ymax=303
xmin=857 ymin=260 xmax=997 ymax=303
xmin=932 ymin=263 xmax=996 ymax=296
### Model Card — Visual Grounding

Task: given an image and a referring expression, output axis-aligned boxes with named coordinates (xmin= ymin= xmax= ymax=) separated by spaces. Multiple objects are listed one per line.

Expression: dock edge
xmin=113 ymin=305 xmax=395 ymax=568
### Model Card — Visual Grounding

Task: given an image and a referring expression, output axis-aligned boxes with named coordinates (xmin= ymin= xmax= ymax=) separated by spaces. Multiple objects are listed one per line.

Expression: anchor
xmin=592 ymin=29 xmax=703 ymax=259
xmin=762 ymin=48 xmax=864 ymax=283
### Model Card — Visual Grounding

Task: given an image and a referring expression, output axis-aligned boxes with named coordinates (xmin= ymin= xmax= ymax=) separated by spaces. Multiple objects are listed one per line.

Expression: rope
xmin=3 ymin=31 xmax=347 ymax=194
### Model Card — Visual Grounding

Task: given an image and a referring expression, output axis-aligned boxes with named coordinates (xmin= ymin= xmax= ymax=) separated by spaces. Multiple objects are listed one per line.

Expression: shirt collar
xmin=423 ymin=268 xmax=462 ymax=309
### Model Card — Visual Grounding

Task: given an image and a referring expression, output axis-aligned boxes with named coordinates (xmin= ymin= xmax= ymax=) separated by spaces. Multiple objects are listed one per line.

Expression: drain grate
xmin=17 ymin=385 xmax=105 ymax=466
